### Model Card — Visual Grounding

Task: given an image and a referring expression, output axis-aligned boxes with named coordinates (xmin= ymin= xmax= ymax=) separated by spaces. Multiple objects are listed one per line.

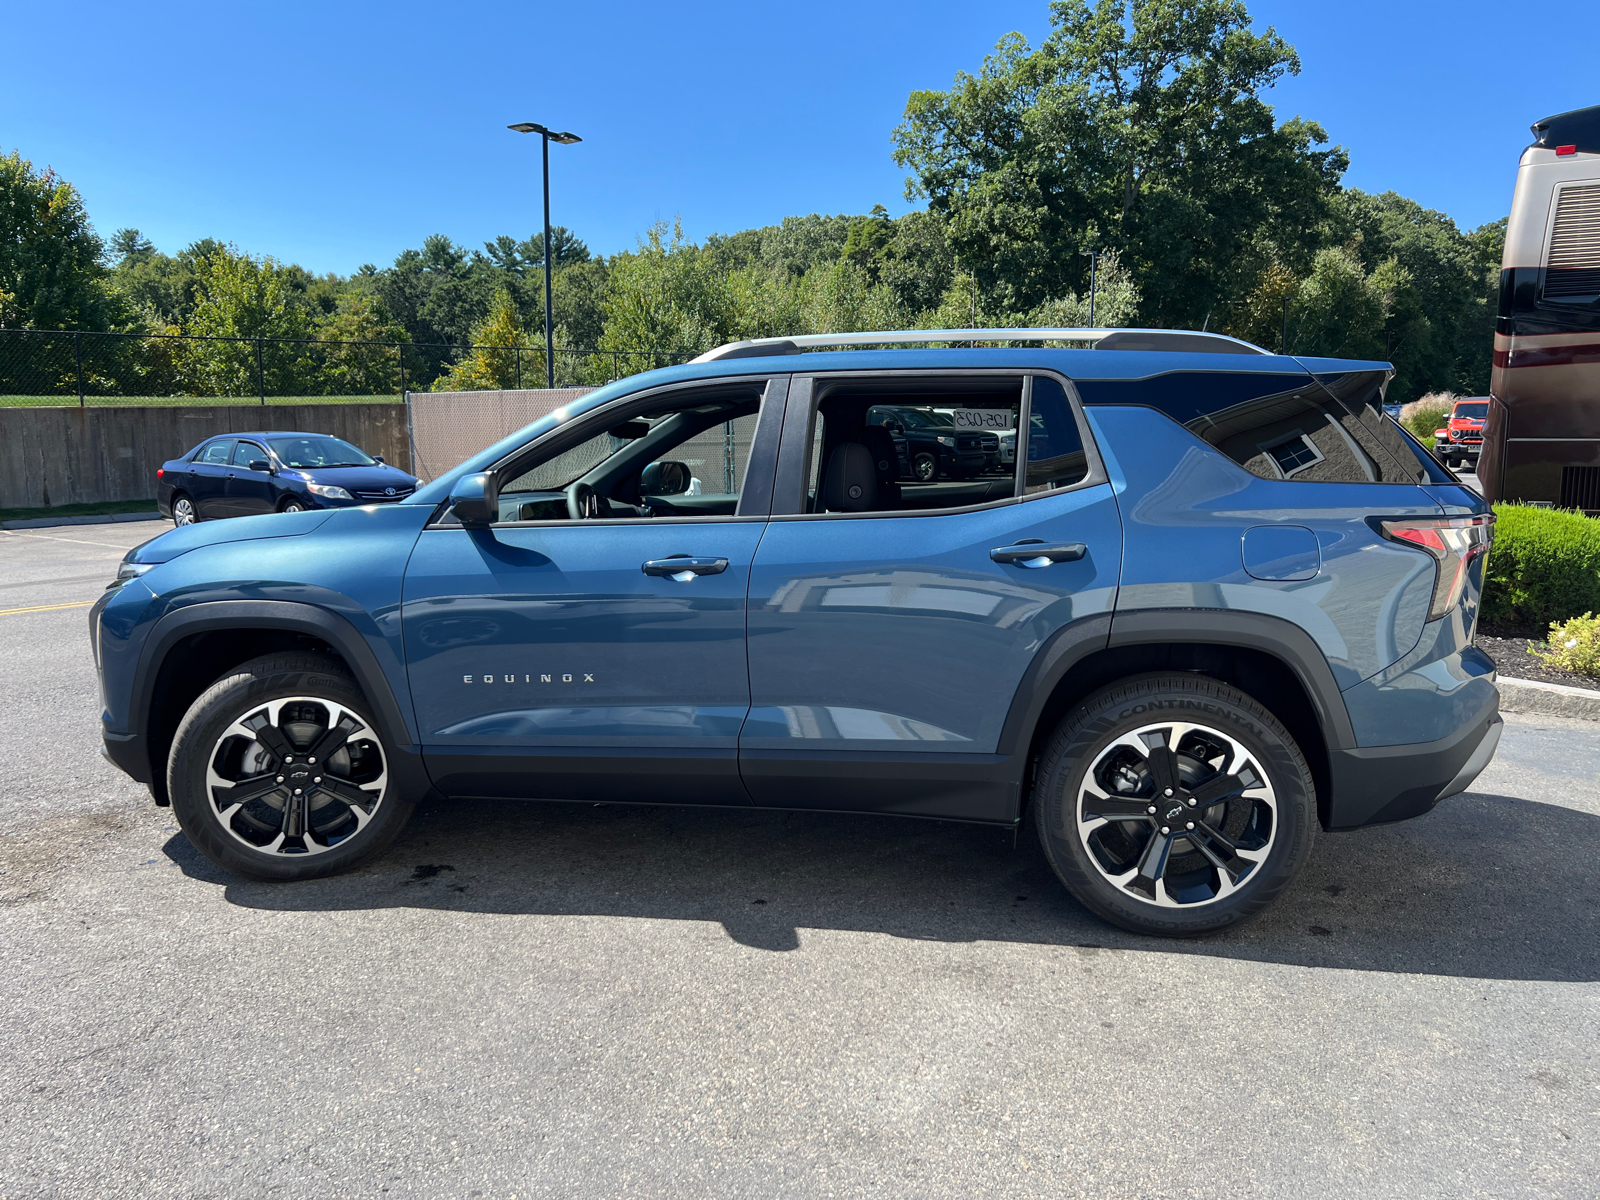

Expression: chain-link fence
xmin=0 ymin=327 xmax=696 ymax=407
xmin=407 ymin=391 xmax=759 ymax=486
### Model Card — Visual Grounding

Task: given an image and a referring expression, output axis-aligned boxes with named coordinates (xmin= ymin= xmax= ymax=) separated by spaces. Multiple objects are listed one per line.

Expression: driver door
xmin=402 ymin=377 xmax=786 ymax=806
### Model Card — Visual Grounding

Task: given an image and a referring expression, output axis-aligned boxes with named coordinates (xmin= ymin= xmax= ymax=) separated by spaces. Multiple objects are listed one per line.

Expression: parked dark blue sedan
xmin=155 ymin=432 xmax=418 ymax=526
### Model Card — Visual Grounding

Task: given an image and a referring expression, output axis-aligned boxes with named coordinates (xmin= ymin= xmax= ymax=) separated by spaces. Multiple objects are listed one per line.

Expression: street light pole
xmin=508 ymin=121 xmax=582 ymax=389
xmin=1079 ymin=248 xmax=1100 ymax=328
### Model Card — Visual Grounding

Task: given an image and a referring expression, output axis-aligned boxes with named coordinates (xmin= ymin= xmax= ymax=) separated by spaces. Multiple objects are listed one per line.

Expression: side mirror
xmin=373 ymin=454 xmax=385 ymax=464
xmin=449 ymin=472 xmax=498 ymax=525
xmin=640 ymin=460 xmax=690 ymax=496
xmin=248 ymin=459 xmax=271 ymax=472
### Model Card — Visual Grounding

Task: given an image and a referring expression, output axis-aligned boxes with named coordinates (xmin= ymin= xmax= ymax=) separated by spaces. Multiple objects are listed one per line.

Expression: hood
xmin=288 ymin=463 xmax=419 ymax=490
xmin=125 ymin=508 xmax=335 ymax=565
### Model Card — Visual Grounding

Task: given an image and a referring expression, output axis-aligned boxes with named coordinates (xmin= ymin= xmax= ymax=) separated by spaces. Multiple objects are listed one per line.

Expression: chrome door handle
xmin=642 ymin=556 xmax=730 ymax=580
xmin=990 ymin=541 xmax=1087 ymax=567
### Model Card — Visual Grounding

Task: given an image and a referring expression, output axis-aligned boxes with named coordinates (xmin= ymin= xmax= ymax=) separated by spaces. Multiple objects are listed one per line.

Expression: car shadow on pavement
xmin=164 ymin=787 xmax=1598 ymax=982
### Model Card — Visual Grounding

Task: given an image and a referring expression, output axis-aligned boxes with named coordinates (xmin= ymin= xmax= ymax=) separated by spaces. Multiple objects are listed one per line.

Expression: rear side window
xmin=1075 ymin=370 xmax=1433 ymax=484
xmin=1025 ymin=377 xmax=1089 ymax=493
xmin=194 ymin=440 xmax=233 ymax=465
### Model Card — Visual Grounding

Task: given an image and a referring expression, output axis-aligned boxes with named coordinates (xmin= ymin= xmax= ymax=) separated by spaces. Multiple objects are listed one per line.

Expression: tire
xmin=1033 ymin=672 xmax=1315 ymax=936
xmin=281 ymin=499 xmax=307 ymax=514
xmin=171 ymin=493 xmax=197 ymax=527
xmin=167 ymin=652 xmax=414 ymax=881
xmin=911 ymin=451 xmax=939 ymax=482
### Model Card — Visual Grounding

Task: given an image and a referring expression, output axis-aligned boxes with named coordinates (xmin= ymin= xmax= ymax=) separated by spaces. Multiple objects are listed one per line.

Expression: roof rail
xmin=690 ymin=327 xmax=1270 ymax=363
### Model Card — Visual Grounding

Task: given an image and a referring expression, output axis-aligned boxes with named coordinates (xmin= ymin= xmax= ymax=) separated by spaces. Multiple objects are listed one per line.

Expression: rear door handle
xmin=990 ymin=541 xmax=1087 ymax=566
xmin=642 ymin=556 xmax=730 ymax=580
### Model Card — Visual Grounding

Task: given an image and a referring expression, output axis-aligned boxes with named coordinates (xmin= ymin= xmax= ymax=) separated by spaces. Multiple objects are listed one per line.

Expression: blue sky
xmin=6 ymin=0 xmax=1597 ymax=275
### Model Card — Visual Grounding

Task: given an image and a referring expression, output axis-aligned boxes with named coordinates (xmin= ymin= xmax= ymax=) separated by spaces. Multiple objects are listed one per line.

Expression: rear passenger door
xmin=740 ymin=371 xmax=1122 ymax=821
xmin=185 ymin=439 xmax=234 ymax=519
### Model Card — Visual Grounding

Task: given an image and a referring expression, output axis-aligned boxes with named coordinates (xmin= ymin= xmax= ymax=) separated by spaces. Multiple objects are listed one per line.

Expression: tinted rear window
xmin=1075 ymin=370 xmax=1440 ymax=484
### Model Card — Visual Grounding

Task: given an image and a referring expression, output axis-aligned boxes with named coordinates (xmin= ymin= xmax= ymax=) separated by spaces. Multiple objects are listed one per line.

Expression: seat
xmin=821 ymin=441 xmax=878 ymax=513
xmin=857 ymin=425 xmax=903 ymax=508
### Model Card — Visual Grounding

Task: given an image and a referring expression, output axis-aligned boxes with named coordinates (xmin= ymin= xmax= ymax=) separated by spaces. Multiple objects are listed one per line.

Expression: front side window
xmin=195 ymin=440 xmax=233 ymax=465
xmin=268 ymin=436 xmax=374 ymax=469
xmin=493 ymin=387 xmax=764 ymax=522
xmin=230 ymin=441 xmax=268 ymax=467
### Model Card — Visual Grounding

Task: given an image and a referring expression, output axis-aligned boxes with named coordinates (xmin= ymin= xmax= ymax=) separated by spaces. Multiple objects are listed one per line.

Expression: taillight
xmin=1378 ymin=515 xmax=1495 ymax=621
xmin=156 ymin=468 xmax=164 ymax=478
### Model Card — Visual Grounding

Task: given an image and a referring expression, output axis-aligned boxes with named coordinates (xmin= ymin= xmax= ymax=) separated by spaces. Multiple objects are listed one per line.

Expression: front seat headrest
xmin=821 ymin=441 xmax=878 ymax=513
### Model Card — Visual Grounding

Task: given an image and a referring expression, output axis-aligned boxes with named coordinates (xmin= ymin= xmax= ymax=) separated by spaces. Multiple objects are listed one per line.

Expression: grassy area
xmin=0 ymin=394 xmax=404 ymax=408
xmin=0 ymin=498 xmax=158 ymax=523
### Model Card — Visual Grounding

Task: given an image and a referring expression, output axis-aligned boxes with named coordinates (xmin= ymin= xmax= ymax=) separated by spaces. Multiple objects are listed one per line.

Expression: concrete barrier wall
xmin=0 ymin=404 xmax=414 ymax=509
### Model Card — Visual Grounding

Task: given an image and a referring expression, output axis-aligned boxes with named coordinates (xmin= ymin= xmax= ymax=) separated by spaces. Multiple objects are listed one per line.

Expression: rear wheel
xmin=1034 ymin=672 xmax=1315 ymax=936
xmin=171 ymin=494 xmax=196 ymax=526
xmin=167 ymin=653 xmax=413 ymax=881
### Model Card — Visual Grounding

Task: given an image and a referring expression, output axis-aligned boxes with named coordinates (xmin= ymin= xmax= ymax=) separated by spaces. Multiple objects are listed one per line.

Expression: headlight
xmin=937 ymin=437 xmax=955 ymax=447
xmin=307 ymin=484 xmax=353 ymax=500
xmin=108 ymin=561 xmax=153 ymax=590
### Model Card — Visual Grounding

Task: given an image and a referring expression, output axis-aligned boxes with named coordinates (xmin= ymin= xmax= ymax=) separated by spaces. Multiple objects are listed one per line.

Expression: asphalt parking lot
xmin=2 ymin=520 xmax=1597 ymax=1200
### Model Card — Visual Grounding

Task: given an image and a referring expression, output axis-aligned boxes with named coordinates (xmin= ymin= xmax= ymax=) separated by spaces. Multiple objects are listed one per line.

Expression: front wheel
xmin=166 ymin=653 xmax=414 ymax=881
xmin=1033 ymin=672 xmax=1315 ymax=936
xmin=281 ymin=499 xmax=307 ymax=514
xmin=911 ymin=451 xmax=939 ymax=482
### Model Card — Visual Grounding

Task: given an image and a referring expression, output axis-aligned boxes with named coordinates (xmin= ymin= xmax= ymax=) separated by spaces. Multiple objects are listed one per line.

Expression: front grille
xmin=1560 ymin=466 xmax=1600 ymax=512
xmin=353 ymin=487 xmax=414 ymax=503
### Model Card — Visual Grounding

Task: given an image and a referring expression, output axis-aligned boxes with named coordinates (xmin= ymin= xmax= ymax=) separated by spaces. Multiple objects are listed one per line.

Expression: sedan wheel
xmin=282 ymin=500 xmax=307 ymax=514
xmin=172 ymin=495 xmax=196 ymax=526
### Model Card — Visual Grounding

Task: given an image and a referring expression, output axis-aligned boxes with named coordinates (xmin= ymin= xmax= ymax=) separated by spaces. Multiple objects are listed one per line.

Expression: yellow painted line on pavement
xmin=0 ymin=600 xmax=96 ymax=617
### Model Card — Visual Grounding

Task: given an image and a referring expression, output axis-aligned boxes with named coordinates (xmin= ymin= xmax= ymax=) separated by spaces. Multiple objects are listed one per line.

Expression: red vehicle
xmin=1432 ymin=397 xmax=1489 ymax=468
xmin=1480 ymin=104 xmax=1600 ymax=513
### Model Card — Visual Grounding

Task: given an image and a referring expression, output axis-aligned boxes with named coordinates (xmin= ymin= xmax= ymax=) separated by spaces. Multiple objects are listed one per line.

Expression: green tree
xmin=892 ymin=0 xmax=1346 ymax=326
xmin=432 ymin=288 xmax=537 ymax=391
xmin=0 ymin=147 xmax=121 ymax=330
xmin=181 ymin=246 xmax=311 ymax=396
xmin=598 ymin=221 xmax=737 ymax=370
xmin=313 ymin=293 xmax=409 ymax=395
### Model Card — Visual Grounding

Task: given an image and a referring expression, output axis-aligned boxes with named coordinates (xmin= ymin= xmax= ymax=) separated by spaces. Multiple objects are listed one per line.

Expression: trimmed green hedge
xmin=1481 ymin=505 xmax=1600 ymax=632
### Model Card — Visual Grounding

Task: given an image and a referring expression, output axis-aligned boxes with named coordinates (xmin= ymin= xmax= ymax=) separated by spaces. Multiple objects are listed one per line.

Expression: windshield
xmin=268 ymin=436 xmax=375 ymax=469
xmin=1455 ymin=402 xmax=1489 ymax=420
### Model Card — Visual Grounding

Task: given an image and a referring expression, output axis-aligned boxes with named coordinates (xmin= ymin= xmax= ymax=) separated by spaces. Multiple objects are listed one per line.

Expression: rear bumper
xmin=1325 ymin=708 xmax=1502 ymax=830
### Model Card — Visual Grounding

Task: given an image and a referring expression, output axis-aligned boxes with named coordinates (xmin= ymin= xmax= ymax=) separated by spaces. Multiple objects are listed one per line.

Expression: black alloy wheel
xmin=1034 ymin=672 xmax=1315 ymax=936
xmin=167 ymin=653 xmax=414 ymax=881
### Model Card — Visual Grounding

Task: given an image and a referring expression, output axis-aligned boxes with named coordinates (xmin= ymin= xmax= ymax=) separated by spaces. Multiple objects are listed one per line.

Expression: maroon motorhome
xmin=1481 ymin=104 xmax=1600 ymax=513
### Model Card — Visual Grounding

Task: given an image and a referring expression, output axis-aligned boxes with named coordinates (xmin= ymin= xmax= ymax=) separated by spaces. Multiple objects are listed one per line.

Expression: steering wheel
xmin=566 ymin=481 xmax=601 ymax=520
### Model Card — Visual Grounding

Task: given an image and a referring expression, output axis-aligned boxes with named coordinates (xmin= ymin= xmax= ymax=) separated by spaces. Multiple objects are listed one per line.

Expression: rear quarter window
xmin=1075 ymin=370 xmax=1434 ymax=484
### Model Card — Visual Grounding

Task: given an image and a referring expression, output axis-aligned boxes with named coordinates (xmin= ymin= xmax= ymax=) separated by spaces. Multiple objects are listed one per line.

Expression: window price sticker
xmin=943 ymin=408 xmax=1016 ymax=431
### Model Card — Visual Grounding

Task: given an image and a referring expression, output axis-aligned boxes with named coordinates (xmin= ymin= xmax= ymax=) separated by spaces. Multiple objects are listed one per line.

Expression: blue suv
xmin=91 ymin=330 xmax=1500 ymax=936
